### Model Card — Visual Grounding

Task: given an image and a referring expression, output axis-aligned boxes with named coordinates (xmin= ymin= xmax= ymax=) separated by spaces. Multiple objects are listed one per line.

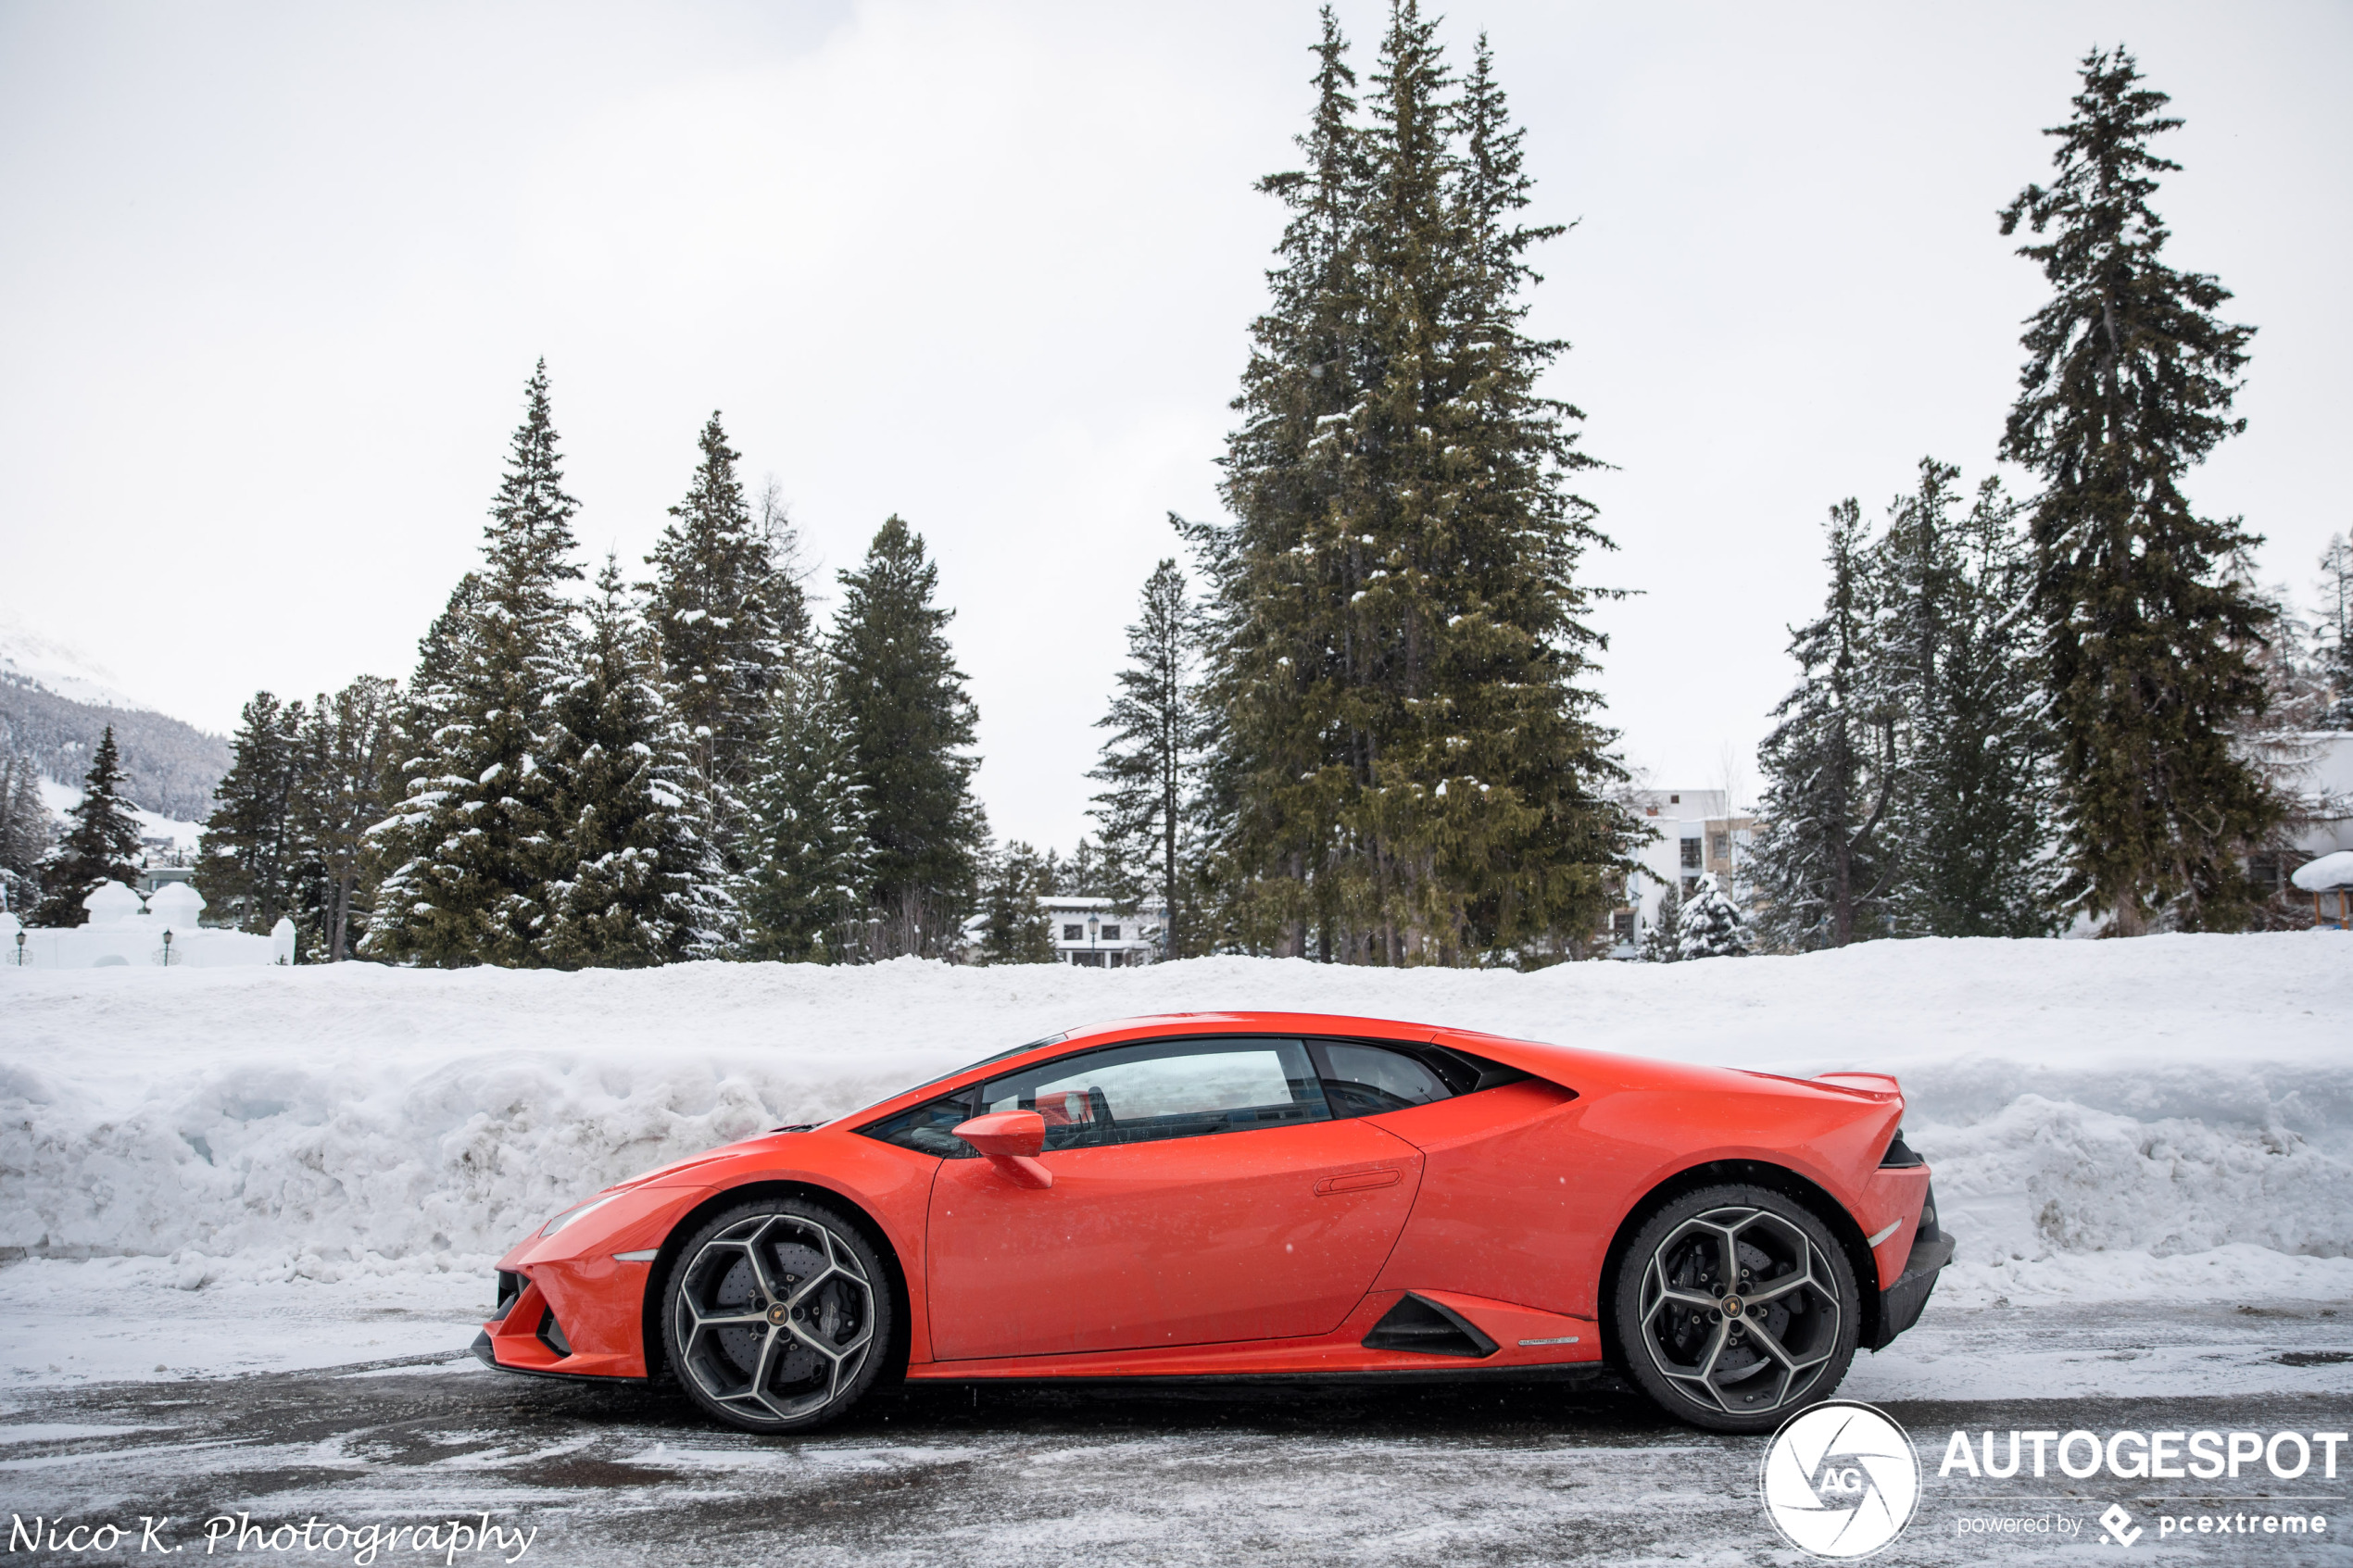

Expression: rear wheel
xmin=661 ymin=1197 xmax=891 ymax=1435
xmin=1610 ymin=1184 xmax=1857 ymax=1434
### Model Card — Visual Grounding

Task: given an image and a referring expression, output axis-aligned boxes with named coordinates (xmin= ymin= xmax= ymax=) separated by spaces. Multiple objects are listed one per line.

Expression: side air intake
xmin=1362 ymin=1294 xmax=1499 ymax=1359
xmin=536 ymin=1310 xmax=573 ymax=1359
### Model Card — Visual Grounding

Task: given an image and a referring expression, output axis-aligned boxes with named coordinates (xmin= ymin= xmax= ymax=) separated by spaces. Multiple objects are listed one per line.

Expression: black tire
xmin=1609 ymin=1184 xmax=1859 ymax=1434
xmin=661 ymin=1196 xmax=892 ymax=1435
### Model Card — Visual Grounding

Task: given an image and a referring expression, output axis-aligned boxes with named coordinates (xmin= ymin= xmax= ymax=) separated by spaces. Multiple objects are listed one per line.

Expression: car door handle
xmin=1315 ymin=1169 xmax=1403 ymax=1196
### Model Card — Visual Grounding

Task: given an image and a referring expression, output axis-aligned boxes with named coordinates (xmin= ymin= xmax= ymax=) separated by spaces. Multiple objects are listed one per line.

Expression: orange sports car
xmin=473 ymin=1012 xmax=1951 ymax=1435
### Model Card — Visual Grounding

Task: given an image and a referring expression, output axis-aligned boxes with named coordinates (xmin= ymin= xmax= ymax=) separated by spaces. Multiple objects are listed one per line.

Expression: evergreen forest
xmin=11 ymin=15 xmax=2349 ymax=962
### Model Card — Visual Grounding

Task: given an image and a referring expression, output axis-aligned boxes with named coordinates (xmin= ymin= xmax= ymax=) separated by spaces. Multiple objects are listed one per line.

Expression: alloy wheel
xmin=1635 ymin=1204 xmax=1842 ymax=1417
xmin=673 ymin=1211 xmax=875 ymax=1425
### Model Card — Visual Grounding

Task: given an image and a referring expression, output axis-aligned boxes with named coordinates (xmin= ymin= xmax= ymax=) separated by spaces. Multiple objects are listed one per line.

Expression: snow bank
xmin=1 ymin=935 xmax=2347 ymax=1300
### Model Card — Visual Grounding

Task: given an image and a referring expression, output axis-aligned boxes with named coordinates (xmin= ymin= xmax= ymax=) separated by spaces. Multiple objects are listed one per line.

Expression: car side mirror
xmin=953 ymin=1111 xmax=1054 ymax=1189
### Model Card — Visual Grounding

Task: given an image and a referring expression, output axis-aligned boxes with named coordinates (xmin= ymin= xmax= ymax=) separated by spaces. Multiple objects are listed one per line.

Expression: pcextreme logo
xmin=1759 ymin=1401 xmax=1923 ymax=1559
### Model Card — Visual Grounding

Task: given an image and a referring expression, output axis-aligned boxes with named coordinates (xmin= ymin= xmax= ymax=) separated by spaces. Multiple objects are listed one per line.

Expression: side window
xmin=859 ymin=1093 xmax=979 ymax=1159
xmin=1317 ymin=1043 xmax=1454 ymax=1118
xmin=980 ymin=1036 xmax=1329 ymax=1151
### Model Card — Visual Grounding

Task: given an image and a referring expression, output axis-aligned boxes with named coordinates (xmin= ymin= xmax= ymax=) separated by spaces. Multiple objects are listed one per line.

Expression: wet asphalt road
xmin=3 ymin=1311 xmax=2350 ymax=1567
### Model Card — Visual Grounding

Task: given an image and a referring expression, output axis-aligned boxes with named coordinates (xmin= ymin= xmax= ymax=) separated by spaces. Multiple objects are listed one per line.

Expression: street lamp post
xmin=1087 ymin=913 xmax=1100 ymax=967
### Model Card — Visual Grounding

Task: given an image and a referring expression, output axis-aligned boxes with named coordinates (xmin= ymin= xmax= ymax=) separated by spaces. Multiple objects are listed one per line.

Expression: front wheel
xmin=1610 ymin=1184 xmax=1858 ymax=1434
xmin=661 ymin=1197 xmax=892 ymax=1434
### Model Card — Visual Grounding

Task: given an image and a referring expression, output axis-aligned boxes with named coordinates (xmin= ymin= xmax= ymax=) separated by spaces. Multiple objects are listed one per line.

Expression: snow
xmin=0 ymin=934 xmax=2347 ymax=1386
xmin=2292 ymin=848 xmax=2353 ymax=890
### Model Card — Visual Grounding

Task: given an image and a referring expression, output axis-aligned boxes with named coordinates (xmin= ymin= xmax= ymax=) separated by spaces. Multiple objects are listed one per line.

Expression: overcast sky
xmin=3 ymin=0 xmax=2347 ymax=848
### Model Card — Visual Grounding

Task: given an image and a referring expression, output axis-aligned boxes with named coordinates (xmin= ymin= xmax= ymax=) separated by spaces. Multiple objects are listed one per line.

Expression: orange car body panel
xmin=479 ymin=1010 xmax=1923 ymax=1383
xmin=926 ymin=1117 xmax=1422 ymax=1359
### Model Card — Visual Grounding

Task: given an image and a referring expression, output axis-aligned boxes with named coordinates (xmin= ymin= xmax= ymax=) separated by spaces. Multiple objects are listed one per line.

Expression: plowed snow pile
xmin=3 ymin=934 xmax=2349 ymax=1321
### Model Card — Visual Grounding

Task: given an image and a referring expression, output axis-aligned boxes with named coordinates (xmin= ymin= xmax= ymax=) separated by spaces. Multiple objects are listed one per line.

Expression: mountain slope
xmin=0 ymin=618 xmax=229 ymax=822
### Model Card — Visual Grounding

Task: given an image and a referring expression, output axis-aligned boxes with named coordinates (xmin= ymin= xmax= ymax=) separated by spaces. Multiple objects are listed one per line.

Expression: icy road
xmin=2 ymin=1298 xmax=2347 ymax=1566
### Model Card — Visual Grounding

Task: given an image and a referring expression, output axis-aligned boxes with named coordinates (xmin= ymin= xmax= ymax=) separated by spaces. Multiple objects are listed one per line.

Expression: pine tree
xmin=642 ymin=414 xmax=802 ymax=869
xmin=364 ymin=360 xmax=583 ymax=967
xmin=0 ymin=750 xmax=57 ymax=916
xmin=32 ymin=726 xmax=145 ymax=926
xmin=1999 ymin=48 xmax=2277 ymax=934
xmin=1638 ymin=881 xmax=1681 ymax=963
xmin=1183 ymin=6 xmax=1365 ymax=960
xmin=1676 ymin=874 xmax=1750 ymax=960
xmin=1089 ymin=560 xmax=1211 ymax=957
xmin=2315 ymin=534 xmax=2353 ymax=729
xmin=1186 ymin=3 xmax=1638 ymax=966
xmin=1875 ymin=464 xmax=2061 ymax=937
xmin=829 ymin=517 xmax=985 ymax=960
xmin=290 ymin=676 xmax=400 ymax=961
xmin=1049 ymin=838 xmax=1119 ymax=899
xmin=1752 ymin=501 xmax=1896 ymax=951
xmin=540 ymin=557 xmax=733 ymax=969
xmin=974 ymin=842 xmax=1056 ymax=965
xmin=739 ymin=660 xmax=872 ymax=962
xmin=195 ymin=693 xmax=309 ymax=934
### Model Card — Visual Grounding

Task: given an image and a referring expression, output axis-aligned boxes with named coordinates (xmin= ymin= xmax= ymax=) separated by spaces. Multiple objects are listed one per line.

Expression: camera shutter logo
xmin=1758 ymin=1401 xmax=1922 ymax=1558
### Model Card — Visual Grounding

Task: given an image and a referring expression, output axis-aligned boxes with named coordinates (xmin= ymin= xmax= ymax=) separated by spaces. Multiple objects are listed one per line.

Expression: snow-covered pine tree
xmin=829 ymin=517 xmax=985 ymax=960
xmin=32 ymin=726 xmax=145 ymax=926
xmin=1676 ymin=873 xmax=1749 ymax=960
xmin=1638 ymin=881 xmax=1681 ymax=962
xmin=0 ymin=750 xmax=57 ymax=915
xmin=1181 ymin=6 xmax=1363 ymax=960
xmin=1089 ymin=559 xmax=1211 ymax=958
xmin=194 ymin=692 xmax=308 ymax=934
xmin=540 ymin=557 xmax=732 ymax=969
xmin=738 ymin=661 xmax=872 ymax=962
xmin=2000 ymin=48 xmax=2278 ymax=935
xmin=1875 ymin=463 xmax=2061 ymax=937
xmin=364 ymin=361 xmax=584 ymax=967
xmin=2314 ymin=534 xmax=2353 ymax=730
xmin=290 ymin=676 xmax=399 ymax=961
xmin=1751 ymin=501 xmax=1896 ymax=951
xmin=974 ymin=842 xmax=1056 ymax=965
xmin=1187 ymin=4 xmax=1638 ymax=966
xmin=641 ymin=415 xmax=801 ymax=871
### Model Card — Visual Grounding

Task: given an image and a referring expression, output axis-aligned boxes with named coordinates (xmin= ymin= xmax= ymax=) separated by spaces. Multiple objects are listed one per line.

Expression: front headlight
xmin=539 ymin=1193 xmax=619 ymax=1238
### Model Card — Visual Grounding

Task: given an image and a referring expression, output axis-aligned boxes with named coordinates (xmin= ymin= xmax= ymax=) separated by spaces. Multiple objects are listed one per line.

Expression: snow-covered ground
xmin=2 ymin=935 xmax=2347 ymax=1388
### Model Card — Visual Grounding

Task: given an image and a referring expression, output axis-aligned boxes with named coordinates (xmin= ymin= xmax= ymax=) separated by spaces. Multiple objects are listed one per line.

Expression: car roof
xmin=837 ymin=1012 xmax=1461 ymax=1128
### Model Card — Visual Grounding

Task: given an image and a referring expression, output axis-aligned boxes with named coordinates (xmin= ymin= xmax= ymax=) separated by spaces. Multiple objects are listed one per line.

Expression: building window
xmin=1063 ymin=924 xmax=1084 ymax=941
xmin=1612 ymin=910 xmax=1635 ymax=941
xmin=1101 ymin=924 xmax=1121 ymax=941
xmin=1070 ymin=950 xmax=1106 ymax=968
xmin=1680 ymin=839 xmax=1702 ymax=870
xmin=1710 ymin=834 xmax=1729 ymax=860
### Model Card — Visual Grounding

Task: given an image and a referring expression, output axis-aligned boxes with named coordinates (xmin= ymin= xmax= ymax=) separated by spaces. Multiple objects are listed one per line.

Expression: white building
xmin=2257 ymin=731 xmax=2353 ymax=925
xmin=1 ymin=880 xmax=293 ymax=969
xmin=1041 ymin=896 xmax=1162 ymax=968
xmin=1609 ymin=789 xmax=1755 ymax=957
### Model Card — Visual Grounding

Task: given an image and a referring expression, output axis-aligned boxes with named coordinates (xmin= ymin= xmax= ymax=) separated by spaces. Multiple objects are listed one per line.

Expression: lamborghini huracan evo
xmin=472 ymin=1012 xmax=1952 ymax=1435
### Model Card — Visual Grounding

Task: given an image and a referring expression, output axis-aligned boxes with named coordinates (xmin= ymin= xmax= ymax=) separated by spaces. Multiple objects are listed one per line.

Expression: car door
xmin=925 ymin=1035 xmax=1423 ymax=1361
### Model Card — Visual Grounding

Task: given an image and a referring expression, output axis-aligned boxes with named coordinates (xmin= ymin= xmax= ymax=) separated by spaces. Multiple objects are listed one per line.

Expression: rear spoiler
xmin=1812 ymin=1072 xmax=1901 ymax=1099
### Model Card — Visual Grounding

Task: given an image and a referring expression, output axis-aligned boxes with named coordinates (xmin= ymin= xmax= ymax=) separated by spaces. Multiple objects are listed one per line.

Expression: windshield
xmin=835 ymin=1032 xmax=1073 ymax=1123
